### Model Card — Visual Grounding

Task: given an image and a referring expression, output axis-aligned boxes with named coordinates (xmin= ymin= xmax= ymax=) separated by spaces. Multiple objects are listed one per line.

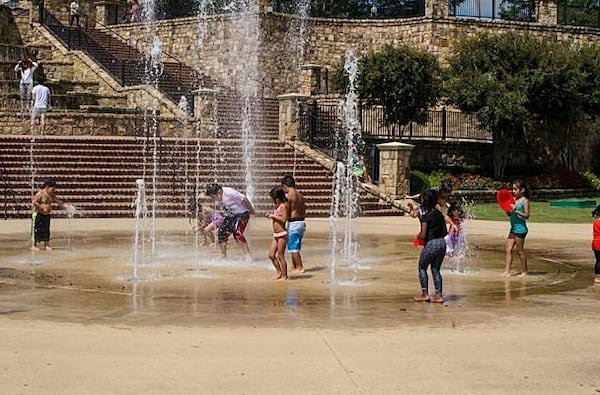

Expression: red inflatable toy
xmin=496 ymin=189 xmax=515 ymax=214
xmin=413 ymin=237 xmax=425 ymax=247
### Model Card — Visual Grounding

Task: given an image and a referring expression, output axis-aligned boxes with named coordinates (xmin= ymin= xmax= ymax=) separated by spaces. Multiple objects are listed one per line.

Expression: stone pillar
xmin=193 ymin=88 xmax=219 ymax=138
xmin=377 ymin=142 xmax=415 ymax=198
xmin=427 ymin=0 xmax=449 ymax=18
xmin=277 ymin=93 xmax=310 ymax=142
xmin=537 ymin=0 xmax=558 ymax=25
xmin=94 ymin=0 xmax=125 ymax=26
xmin=299 ymin=64 xmax=322 ymax=96
xmin=256 ymin=0 xmax=273 ymax=12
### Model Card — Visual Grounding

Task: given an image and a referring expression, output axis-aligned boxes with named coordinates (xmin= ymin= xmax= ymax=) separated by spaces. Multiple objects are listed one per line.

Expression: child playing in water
xmin=444 ymin=201 xmax=465 ymax=256
xmin=592 ymin=204 xmax=600 ymax=284
xmin=31 ymin=179 xmax=70 ymax=250
xmin=502 ymin=179 xmax=530 ymax=277
xmin=190 ymin=202 xmax=223 ymax=246
xmin=266 ymin=187 xmax=289 ymax=280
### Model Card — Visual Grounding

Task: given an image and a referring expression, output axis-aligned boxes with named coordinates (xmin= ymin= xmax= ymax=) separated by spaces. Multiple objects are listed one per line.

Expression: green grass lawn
xmin=469 ymin=198 xmax=600 ymax=223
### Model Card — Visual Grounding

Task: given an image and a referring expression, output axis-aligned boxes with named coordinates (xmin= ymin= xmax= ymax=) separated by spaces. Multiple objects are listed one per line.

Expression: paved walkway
xmin=0 ymin=217 xmax=598 ymax=394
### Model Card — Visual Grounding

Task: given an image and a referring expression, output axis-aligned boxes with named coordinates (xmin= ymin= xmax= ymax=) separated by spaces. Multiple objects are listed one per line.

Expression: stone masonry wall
xmin=106 ymin=11 xmax=600 ymax=98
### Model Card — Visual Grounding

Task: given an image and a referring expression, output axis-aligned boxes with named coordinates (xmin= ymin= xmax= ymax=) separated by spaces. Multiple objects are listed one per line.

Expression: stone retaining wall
xmin=108 ymin=11 xmax=600 ymax=98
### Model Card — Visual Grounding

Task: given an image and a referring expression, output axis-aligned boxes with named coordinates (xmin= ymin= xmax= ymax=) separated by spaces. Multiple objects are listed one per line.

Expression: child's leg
xmin=502 ymin=235 xmax=516 ymax=276
xmin=415 ymin=247 xmax=431 ymax=301
xmin=40 ymin=113 xmax=46 ymax=134
xmin=430 ymin=241 xmax=446 ymax=302
xmin=594 ymin=250 xmax=600 ymax=283
xmin=268 ymin=239 xmax=281 ymax=278
xmin=204 ymin=223 xmax=216 ymax=244
xmin=514 ymin=236 xmax=527 ymax=276
xmin=276 ymin=238 xmax=288 ymax=279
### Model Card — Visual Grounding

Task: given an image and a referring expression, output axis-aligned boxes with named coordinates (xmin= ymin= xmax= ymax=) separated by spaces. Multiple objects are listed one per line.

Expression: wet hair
xmin=281 ymin=175 xmax=296 ymax=188
xmin=421 ymin=188 xmax=439 ymax=212
xmin=41 ymin=179 xmax=56 ymax=188
xmin=593 ymin=205 xmax=600 ymax=218
xmin=270 ymin=187 xmax=287 ymax=203
xmin=513 ymin=179 xmax=530 ymax=199
xmin=447 ymin=201 xmax=465 ymax=220
xmin=37 ymin=77 xmax=46 ymax=85
xmin=205 ymin=183 xmax=222 ymax=196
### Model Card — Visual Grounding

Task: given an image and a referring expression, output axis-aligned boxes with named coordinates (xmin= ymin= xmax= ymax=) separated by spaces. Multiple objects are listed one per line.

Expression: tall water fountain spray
xmin=329 ymin=50 xmax=363 ymax=284
xmin=142 ymin=0 xmax=164 ymax=257
xmin=288 ymin=0 xmax=310 ymax=91
xmin=132 ymin=179 xmax=148 ymax=280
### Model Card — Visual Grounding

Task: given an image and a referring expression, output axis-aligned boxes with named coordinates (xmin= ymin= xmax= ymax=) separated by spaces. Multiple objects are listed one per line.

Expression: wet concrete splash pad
xmin=0 ymin=217 xmax=593 ymax=328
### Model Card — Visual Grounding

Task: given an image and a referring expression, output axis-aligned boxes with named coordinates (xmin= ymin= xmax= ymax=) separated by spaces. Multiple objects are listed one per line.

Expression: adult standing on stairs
xmin=69 ymin=0 xmax=80 ymax=26
xmin=31 ymin=77 xmax=50 ymax=135
xmin=14 ymin=58 xmax=38 ymax=110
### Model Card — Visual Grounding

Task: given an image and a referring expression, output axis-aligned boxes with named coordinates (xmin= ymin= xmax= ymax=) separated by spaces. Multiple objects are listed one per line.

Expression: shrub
xmin=528 ymin=170 xmax=588 ymax=189
xmin=447 ymin=173 xmax=501 ymax=190
xmin=410 ymin=170 xmax=429 ymax=195
xmin=581 ymin=171 xmax=600 ymax=190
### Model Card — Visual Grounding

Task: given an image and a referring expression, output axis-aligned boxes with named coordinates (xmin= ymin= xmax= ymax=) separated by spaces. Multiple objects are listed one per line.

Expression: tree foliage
xmin=445 ymin=33 xmax=600 ymax=177
xmin=343 ymin=45 xmax=441 ymax=132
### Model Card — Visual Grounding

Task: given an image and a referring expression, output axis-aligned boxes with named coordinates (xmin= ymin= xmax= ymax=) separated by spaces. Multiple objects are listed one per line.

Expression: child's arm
xmin=267 ymin=204 xmax=288 ymax=226
xmin=241 ymin=197 xmax=255 ymax=215
xmin=31 ymin=191 xmax=42 ymax=210
xmin=513 ymin=199 xmax=530 ymax=219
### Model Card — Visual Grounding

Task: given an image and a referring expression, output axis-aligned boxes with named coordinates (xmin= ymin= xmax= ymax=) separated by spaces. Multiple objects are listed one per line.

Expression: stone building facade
xmin=100 ymin=0 xmax=600 ymax=98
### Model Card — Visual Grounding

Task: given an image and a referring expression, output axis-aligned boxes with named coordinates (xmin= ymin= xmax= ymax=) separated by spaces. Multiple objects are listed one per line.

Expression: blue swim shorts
xmin=286 ymin=220 xmax=306 ymax=253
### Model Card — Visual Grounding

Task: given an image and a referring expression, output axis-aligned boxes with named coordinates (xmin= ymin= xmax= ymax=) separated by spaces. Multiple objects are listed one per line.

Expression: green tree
xmin=446 ymin=33 xmax=600 ymax=175
xmin=356 ymin=45 xmax=441 ymax=134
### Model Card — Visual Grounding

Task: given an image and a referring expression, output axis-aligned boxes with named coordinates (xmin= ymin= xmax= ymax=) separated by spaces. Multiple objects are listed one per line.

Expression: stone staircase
xmin=0 ymin=5 xmax=404 ymax=219
xmin=41 ymin=8 xmax=205 ymax=109
xmin=0 ymin=135 xmax=404 ymax=218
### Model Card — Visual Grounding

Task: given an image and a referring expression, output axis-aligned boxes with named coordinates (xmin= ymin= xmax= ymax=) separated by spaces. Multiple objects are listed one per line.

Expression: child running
xmin=502 ymin=179 xmax=530 ymax=277
xmin=592 ymin=204 xmax=600 ymax=284
xmin=266 ymin=187 xmax=289 ymax=280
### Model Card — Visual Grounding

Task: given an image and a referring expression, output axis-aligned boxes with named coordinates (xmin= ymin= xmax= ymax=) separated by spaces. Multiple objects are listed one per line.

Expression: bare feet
xmin=291 ymin=267 xmax=305 ymax=274
xmin=594 ymin=276 xmax=600 ymax=284
xmin=414 ymin=293 xmax=430 ymax=302
xmin=45 ymin=246 xmax=53 ymax=251
xmin=517 ymin=272 xmax=528 ymax=277
xmin=30 ymin=246 xmax=40 ymax=251
xmin=500 ymin=271 xmax=511 ymax=277
xmin=431 ymin=294 xmax=444 ymax=303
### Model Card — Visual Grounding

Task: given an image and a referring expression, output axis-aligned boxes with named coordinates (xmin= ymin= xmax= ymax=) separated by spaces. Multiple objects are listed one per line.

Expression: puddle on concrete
xmin=0 ymin=221 xmax=594 ymax=329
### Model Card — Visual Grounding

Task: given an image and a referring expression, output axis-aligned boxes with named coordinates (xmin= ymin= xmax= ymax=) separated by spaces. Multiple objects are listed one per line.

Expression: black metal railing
xmin=273 ymin=0 xmax=425 ymax=18
xmin=0 ymin=166 xmax=22 ymax=220
xmin=40 ymin=9 xmax=197 ymax=110
xmin=557 ymin=0 xmax=600 ymax=28
xmin=449 ymin=0 xmax=536 ymax=21
xmin=0 ymin=43 xmax=27 ymax=62
xmin=299 ymin=102 xmax=491 ymax=146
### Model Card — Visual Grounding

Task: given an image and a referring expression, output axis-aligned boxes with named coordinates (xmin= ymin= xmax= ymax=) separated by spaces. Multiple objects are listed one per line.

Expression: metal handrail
xmin=78 ymin=13 xmax=189 ymax=77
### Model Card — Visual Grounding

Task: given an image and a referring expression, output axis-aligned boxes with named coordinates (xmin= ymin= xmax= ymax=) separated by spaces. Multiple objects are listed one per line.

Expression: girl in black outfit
xmin=414 ymin=189 xmax=448 ymax=303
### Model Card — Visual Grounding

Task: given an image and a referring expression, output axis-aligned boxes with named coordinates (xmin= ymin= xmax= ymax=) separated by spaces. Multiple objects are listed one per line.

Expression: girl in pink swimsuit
xmin=266 ymin=187 xmax=289 ymax=280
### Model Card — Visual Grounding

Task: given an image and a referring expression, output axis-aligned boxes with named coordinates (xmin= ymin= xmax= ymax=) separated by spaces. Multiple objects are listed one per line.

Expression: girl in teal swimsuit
xmin=502 ymin=179 xmax=530 ymax=277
